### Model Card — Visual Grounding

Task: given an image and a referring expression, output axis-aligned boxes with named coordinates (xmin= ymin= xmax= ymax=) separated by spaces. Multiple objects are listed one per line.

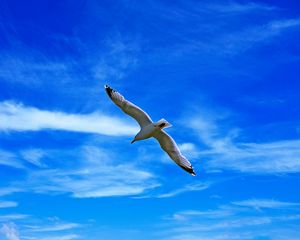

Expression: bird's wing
xmin=153 ymin=130 xmax=196 ymax=176
xmin=105 ymin=85 xmax=153 ymax=128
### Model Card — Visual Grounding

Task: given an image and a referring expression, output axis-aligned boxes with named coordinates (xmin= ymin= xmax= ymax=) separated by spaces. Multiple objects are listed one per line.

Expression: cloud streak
xmin=208 ymin=139 xmax=300 ymax=173
xmin=162 ymin=198 xmax=300 ymax=240
xmin=1 ymin=216 xmax=83 ymax=240
xmin=36 ymin=234 xmax=79 ymax=240
xmin=156 ymin=182 xmax=210 ymax=198
xmin=205 ymin=1 xmax=277 ymax=13
xmin=220 ymin=18 xmax=300 ymax=54
xmin=0 ymin=150 xmax=24 ymax=169
xmin=27 ymin=166 xmax=157 ymax=198
xmin=0 ymin=214 xmax=29 ymax=221
xmin=0 ymin=201 xmax=18 ymax=208
xmin=232 ymin=199 xmax=300 ymax=210
xmin=43 ymin=146 xmax=157 ymax=198
xmin=20 ymin=149 xmax=47 ymax=168
xmin=0 ymin=101 xmax=138 ymax=136
xmin=2 ymin=146 xmax=158 ymax=198
xmin=186 ymin=114 xmax=300 ymax=174
xmin=0 ymin=223 xmax=19 ymax=240
xmin=26 ymin=223 xmax=80 ymax=232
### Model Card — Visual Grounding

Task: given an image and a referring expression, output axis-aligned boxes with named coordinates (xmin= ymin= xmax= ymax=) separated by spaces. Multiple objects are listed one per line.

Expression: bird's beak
xmin=131 ymin=139 xmax=135 ymax=144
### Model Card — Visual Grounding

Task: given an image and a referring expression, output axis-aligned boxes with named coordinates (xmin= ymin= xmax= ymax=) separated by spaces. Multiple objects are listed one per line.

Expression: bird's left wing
xmin=105 ymin=85 xmax=153 ymax=128
xmin=153 ymin=130 xmax=196 ymax=176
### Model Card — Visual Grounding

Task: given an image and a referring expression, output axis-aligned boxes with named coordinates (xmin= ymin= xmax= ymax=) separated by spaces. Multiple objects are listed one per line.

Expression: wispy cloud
xmin=93 ymin=37 xmax=140 ymax=83
xmin=20 ymin=149 xmax=46 ymax=168
xmin=27 ymin=163 xmax=157 ymax=198
xmin=146 ymin=1 xmax=277 ymax=24
xmin=2 ymin=216 xmax=83 ymax=240
xmin=232 ymin=199 xmax=300 ymax=210
xmin=162 ymin=198 xmax=300 ymax=240
xmin=164 ymin=215 xmax=273 ymax=237
xmin=186 ymin=114 xmax=300 ymax=174
xmin=0 ymin=215 xmax=29 ymax=221
xmin=0 ymin=188 xmax=22 ymax=197
xmin=0 ymin=223 xmax=19 ymax=240
xmin=37 ymin=234 xmax=79 ymax=240
xmin=156 ymin=182 xmax=210 ymax=198
xmin=0 ymin=101 xmax=138 ymax=136
xmin=0 ymin=150 xmax=23 ymax=169
xmin=178 ymin=143 xmax=199 ymax=159
xmin=0 ymin=201 xmax=18 ymax=208
xmin=221 ymin=18 xmax=300 ymax=54
xmin=206 ymin=2 xmax=277 ymax=13
xmin=170 ymin=207 xmax=235 ymax=221
xmin=147 ymin=0 xmax=296 ymax=58
xmin=3 ymin=146 xmax=158 ymax=198
xmin=26 ymin=223 xmax=80 ymax=232
xmin=0 ymin=53 xmax=71 ymax=87
xmin=207 ymin=139 xmax=300 ymax=173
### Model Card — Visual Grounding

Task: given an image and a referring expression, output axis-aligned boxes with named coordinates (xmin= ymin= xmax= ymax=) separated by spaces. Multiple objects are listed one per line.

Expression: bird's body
xmin=104 ymin=85 xmax=196 ymax=176
xmin=134 ymin=123 xmax=156 ymax=142
xmin=132 ymin=119 xmax=171 ymax=143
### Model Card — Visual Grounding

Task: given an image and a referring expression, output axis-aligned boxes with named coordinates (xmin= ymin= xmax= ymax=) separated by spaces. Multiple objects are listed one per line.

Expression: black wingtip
xmin=181 ymin=165 xmax=196 ymax=176
xmin=190 ymin=169 xmax=196 ymax=176
xmin=104 ymin=85 xmax=113 ymax=99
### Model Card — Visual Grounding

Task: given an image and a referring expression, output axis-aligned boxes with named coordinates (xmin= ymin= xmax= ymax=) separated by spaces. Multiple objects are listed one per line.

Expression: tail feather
xmin=156 ymin=118 xmax=172 ymax=129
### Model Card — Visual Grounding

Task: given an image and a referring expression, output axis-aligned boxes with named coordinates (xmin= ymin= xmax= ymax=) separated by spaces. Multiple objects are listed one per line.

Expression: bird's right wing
xmin=105 ymin=85 xmax=153 ymax=128
xmin=153 ymin=130 xmax=196 ymax=176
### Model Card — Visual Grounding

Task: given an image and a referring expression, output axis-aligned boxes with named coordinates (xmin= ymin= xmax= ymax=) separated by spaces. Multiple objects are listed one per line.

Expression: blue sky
xmin=0 ymin=0 xmax=300 ymax=239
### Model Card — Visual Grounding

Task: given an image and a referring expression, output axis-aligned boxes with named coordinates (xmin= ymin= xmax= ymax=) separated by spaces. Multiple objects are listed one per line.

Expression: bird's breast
xmin=137 ymin=124 xmax=157 ymax=140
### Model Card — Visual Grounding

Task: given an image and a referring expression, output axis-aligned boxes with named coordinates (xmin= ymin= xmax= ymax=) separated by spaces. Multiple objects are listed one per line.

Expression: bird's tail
xmin=156 ymin=118 xmax=172 ymax=129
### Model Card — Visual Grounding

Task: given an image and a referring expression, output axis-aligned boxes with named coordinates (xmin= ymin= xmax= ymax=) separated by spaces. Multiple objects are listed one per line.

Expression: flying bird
xmin=104 ymin=85 xmax=196 ymax=176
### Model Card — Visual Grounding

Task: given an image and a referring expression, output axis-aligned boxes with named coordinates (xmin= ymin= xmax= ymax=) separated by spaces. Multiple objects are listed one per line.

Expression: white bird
xmin=105 ymin=85 xmax=196 ymax=176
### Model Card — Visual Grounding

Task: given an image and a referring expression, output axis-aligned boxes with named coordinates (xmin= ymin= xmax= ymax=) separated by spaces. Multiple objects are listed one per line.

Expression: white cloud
xmin=21 ymin=149 xmax=46 ymax=168
xmin=3 ymin=146 xmax=158 ymax=198
xmin=27 ymin=223 xmax=80 ymax=232
xmin=206 ymin=2 xmax=277 ymax=13
xmin=165 ymin=216 xmax=272 ymax=235
xmin=162 ymin=199 xmax=300 ymax=240
xmin=0 ymin=54 xmax=70 ymax=86
xmin=0 ymin=223 xmax=19 ymax=240
xmin=0 ymin=101 xmax=138 ymax=136
xmin=153 ymin=1 xmax=296 ymax=58
xmin=3 ymin=216 xmax=83 ymax=240
xmin=93 ymin=38 xmax=139 ymax=82
xmin=187 ymin=115 xmax=300 ymax=174
xmin=0 ymin=150 xmax=23 ymax=169
xmin=232 ymin=199 xmax=300 ymax=210
xmin=0 ymin=201 xmax=18 ymax=208
xmin=149 ymin=0 xmax=276 ymax=25
xmin=270 ymin=18 xmax=300 ymax=30
xmin=178 ymin=143 xmax=199 ymax=159
xmin=0 ymin=188 xmax=22 ymax=197
xmin=0 ymin=148 xmax=46 ymax=170
xmin=28 ymin=164 xmax=158 ymax=198
xmin=0 ymin=215 xmax=29 ymax=221
xmin=207 ymin=140 xmax=300 ymax=173
xmin=170 ymin=208 xmax=235 ymax=221
xmin=164 ymin=232 xmax=260 ymax=240
xmin=156 ymin=182 xmax=210 ymax=198
xmin=220 ymin=18 xmax=300 ymax=55
xmin=37 ymin=234 xmax=79 ymax=240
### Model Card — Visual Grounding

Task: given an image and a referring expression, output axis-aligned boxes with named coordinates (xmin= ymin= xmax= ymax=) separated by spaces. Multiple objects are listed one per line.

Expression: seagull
xmin=104 ymin=85 xmax=196 ymax=176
